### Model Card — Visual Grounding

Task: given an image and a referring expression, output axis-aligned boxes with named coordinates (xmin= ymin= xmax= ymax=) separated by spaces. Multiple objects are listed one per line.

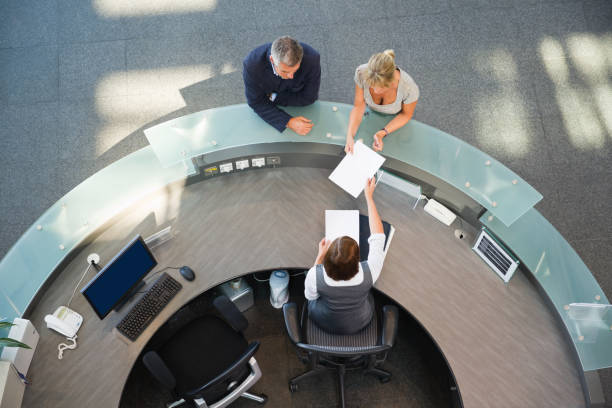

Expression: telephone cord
xmin=67 ymin=263 xmax=93 ymax=308
xmin=57 ymin=335 xmax=77 ymax=360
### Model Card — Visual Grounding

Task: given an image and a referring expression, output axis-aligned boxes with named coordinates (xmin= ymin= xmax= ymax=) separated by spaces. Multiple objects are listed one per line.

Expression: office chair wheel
xmin=379 ymin=375 xmax=391 ymax=384
xmin=289 ymin=382 xmax=299 ymax=392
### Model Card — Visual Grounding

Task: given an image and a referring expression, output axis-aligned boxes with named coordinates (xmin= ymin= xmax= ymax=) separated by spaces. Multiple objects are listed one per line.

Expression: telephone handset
xmin=44 ymin=306 xmax=83 ymax=338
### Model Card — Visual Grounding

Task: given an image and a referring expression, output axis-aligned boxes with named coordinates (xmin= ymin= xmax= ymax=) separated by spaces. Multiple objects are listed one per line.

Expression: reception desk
xmin=0 ymin=102 xmax=609 ymax=407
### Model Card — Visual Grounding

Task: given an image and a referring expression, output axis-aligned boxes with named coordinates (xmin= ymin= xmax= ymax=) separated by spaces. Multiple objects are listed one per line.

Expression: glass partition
xmin=1 ymin=102 xmax=608 ymax=373
xmin=145 ymin=102 xmax=542 ymax=226
xmin=568 ymin=304 xmax=612 ymax=346
xmin=0 ymin=147 xmax=189 ymax=325
xmin=481 ymin=209 xmax=612 ymax=371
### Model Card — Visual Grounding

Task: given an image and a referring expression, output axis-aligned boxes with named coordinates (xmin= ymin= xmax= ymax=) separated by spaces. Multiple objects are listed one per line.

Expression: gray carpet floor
xmin=1 ymin=0 xmax=611 ymax=405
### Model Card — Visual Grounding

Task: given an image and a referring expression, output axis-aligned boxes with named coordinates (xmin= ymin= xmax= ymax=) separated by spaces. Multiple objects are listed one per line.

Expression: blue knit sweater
xmin=242 ymin=43 xmax=321 ymax=132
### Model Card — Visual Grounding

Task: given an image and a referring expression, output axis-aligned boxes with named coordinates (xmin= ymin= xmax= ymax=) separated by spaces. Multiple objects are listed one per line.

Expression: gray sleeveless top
xmin=308 ymin=262 xmax=374 ymax=334
xmin=354 ymin=64 xmax=420 ymax=115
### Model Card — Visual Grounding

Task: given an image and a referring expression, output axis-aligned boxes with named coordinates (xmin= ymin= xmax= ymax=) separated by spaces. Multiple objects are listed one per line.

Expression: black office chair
xmin=143 ymin=295 xmax=267 ymax=408
xmin=283 ymin=300 xmax=399 ymax=408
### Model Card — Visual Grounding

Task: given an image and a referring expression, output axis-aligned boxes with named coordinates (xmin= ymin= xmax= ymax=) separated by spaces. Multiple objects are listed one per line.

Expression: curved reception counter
xmin=0 ymin=102 xmax=609 ymax=407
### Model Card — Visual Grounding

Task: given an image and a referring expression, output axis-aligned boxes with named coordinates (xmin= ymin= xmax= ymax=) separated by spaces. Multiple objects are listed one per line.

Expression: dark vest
xmin=308 ymin=262 xmax=374 ymax=334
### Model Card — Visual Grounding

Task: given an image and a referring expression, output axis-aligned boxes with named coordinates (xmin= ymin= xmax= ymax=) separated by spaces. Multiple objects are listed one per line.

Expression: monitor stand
xmin=114 ymin=281 xmax=146 ymax=312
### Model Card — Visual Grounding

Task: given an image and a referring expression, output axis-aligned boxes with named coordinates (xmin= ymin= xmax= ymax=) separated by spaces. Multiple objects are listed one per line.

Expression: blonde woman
xmin=345 ymin=50 xmax=419 ymax=153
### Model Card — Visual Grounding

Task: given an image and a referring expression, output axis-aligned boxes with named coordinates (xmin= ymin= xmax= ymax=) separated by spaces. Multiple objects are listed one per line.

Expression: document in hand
xmin=325 ymin=210 xmax=359 ymax=243
xmin=328 ymin=140 xmax=386 ymax=198
xmin=358 ymin=214 xmax=395 ymax=263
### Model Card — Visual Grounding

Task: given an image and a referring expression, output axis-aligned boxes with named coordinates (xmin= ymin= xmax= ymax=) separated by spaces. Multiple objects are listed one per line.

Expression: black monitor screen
xmin=80 ymin=236 xmax=157 ymax=319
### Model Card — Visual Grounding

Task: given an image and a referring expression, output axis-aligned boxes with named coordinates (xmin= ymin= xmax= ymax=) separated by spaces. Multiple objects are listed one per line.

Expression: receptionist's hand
xmin=315 ymin=238 xmax=332 ymax=264
xmin=372 ymin=130 xmax=385 ymax=152
xmin=287 ymin=116 xmax=313 ymax=135
xmin=318 ymin=238 xmax=331 ymax=255
xmin=364 ymin=177 xmax=377 ymax=200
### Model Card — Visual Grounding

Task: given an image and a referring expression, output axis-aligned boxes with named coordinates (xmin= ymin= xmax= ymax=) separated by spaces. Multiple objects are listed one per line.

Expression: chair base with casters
xmin=283 ymin=301 xmax=399 ymax=408
xmin=143 ymin=295 xmax=267 ymax=408
xmin=163 ymin=356 xmax=265 ymax=408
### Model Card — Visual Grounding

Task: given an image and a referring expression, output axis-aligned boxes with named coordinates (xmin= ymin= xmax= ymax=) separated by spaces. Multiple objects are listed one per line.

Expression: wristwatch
xmin=380 ymin=128 xmax=389 ymax=136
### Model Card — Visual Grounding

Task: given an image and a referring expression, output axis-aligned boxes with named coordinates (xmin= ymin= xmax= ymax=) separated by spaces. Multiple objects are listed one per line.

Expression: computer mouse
xmin=179 ymin=266 xmax=195 ymax=281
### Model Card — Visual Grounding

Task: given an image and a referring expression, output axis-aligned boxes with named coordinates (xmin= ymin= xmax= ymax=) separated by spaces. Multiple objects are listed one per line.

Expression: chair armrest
xmin=188 ymin=341 xmax=260 ymax=398
xmin=202 ymin=356 xmax=263 ymax=408
xmin=381 ymin=305 xmax=399 ymax=347
xmin=142 ymin=351 xmax=177 ymax=390
xmin=213 ymin=295 xmax=248 ymax=333
xmin=283 ymin=302 xmax=302 ymax=344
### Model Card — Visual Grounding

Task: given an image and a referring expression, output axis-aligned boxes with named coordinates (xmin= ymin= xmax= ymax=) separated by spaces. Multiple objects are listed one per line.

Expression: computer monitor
xmin=80 ymin=235 xmax=157 ymax=319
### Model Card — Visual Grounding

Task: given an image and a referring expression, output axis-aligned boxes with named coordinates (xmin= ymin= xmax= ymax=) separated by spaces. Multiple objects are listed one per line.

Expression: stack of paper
xmin=325 ymin=210 xmax=359 ymax=243
xmin=328 ymin=140 xmax=386 ymax=198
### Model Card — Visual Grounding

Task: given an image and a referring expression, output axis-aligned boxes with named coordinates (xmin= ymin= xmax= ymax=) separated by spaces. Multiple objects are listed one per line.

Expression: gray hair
xmin=271 ymin=36 xmax=304 ymax=67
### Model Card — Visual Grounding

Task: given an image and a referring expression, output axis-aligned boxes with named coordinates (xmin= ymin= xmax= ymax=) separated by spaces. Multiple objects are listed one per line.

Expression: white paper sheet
xmin=325 ymin=210 xmax=359 ymax=243
xmin=328 ymin=140 xmax=386 ymax=198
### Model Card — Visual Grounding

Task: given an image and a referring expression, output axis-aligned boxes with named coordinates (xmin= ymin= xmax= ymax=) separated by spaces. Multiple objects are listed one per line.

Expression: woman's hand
xmin=315 ymin=238 xmax=332 ymax=264
xmin=372 ymin=130 xmax=385 ymax=152
xmin=318 ymin=238 xmax=331 ymax=256
xmin=344 ymin=137 xmax=355 ymax=154
xmin=364 ymin=177 xmax=377 ymax=200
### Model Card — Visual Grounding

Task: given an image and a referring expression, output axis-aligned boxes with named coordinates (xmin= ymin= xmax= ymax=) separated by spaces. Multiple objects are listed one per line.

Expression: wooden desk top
xmin=22 ymin=167 xmax=583 ymax=408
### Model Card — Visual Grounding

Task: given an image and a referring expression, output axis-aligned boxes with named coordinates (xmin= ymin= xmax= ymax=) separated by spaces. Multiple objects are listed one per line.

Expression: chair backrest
xmin=283 ymin=301 xmax=398 ymax=359
xmin=302 ymin=306 xmax=388 ymax=357
xmin=295 ymin=342 xmax=391 ymax=358
xmin=184 ymin=341 xmax=260 ymax=401
xmin=143 ymin=295 xmax=257 ymax=405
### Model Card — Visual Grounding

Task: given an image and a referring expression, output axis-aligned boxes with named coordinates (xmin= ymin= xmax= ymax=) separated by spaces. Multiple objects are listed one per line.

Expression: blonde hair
xmin=364 ymin=49 xmax=396 ymax=88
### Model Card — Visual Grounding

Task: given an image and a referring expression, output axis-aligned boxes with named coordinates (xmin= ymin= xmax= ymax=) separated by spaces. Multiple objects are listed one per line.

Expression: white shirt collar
xmin=270 ymin=58 xmax=280 ymax=77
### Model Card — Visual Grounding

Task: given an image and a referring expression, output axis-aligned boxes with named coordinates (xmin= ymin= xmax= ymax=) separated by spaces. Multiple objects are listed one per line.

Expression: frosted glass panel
xmin=145 ymin=102 xmax=542 ymax=226
xmin=0 ymin=287 xmax=19 ymax=324
xmin=481 ymin=209 xmax=612 ymax=371
xmin=569 ymin=304 xmax=612 ymax=345
xmin=0 ymin=147 xmax=189 ymax=323
xmin=2 ymin=101 xmax=607 ymax=375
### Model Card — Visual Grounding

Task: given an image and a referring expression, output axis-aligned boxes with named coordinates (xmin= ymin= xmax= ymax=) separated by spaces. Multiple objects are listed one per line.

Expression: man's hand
xmin=315 ymin=237 xmax=332 ymax=264
xmin=344 ymin=137 xmax=355 ymax=154
xmin=372 ymin=130 xmax=385 ymax=151
xmin=364 ymin=177 xmax=377 ymax=200
xmin=287 ymin=116 xmax=313 ymax=135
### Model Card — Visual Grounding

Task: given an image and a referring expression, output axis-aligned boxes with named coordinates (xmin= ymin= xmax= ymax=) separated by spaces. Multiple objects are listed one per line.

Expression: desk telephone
xmin=44 ymin=306 xmax=82 ymax=338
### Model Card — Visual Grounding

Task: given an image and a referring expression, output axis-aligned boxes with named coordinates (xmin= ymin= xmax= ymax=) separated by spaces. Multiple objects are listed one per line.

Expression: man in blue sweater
xmin=243 ymin=36 xmax=321 ymax=135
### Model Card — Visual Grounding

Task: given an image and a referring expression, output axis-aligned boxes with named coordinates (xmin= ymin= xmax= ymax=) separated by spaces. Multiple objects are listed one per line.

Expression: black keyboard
xmin=116 ymin=272 xmax=182 ymax=341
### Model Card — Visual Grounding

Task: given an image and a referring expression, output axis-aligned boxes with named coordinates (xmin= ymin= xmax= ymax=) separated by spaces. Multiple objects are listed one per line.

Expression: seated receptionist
xmin=304 ymin=178 xmax=385 ymax=334
xmin=243 ymin=36 xmax=321 ymax=136
xmin=345 ymin=49 xmax=419 ymax=153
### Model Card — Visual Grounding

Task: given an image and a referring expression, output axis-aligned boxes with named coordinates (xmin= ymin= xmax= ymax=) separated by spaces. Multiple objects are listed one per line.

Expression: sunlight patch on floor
xmin=93 ymin=65 xmax=216 ymax=156
xmin=473 ymin=49 xmax=532 ymax=158
xmin=540 ymin=36 xmax=610 ymax=149
xmin=93 ymin=0 xmax=217 ymax=18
